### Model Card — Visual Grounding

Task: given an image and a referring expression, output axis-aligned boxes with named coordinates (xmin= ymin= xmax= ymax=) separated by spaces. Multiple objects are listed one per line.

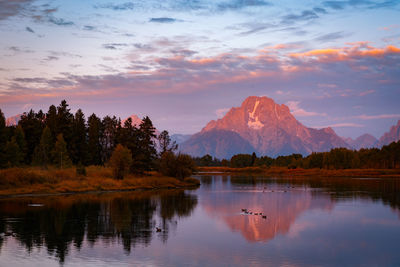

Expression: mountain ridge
xmin=181 ymin=96 xmax=349 ymax=158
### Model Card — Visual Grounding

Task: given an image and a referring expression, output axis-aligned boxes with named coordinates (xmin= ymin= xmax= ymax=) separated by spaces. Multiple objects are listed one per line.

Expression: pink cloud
xmin=286 ymin=101 xmax=327 ymax=117
xmin=359 ymin=89 xmax=375 ymax=96
xmin=313 ymin=123 xmax=365 ymax=128
xmin=354 ymin=114 xmax=400 ymax=120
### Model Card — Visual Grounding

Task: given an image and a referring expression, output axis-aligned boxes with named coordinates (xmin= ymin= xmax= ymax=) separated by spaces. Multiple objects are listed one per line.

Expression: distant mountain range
xmin=5 ymin=114 xmax=22 ymax=126
xmin=6 ymin=98 xmax=400 ymax=159
xmin=179 ymin=96 xmax=400 ymax=159
xmin=342 ymin=134 xmax=378 ymax=150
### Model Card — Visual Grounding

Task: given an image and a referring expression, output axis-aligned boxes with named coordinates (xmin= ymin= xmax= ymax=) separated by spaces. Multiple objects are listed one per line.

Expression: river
xmin=0 ymin=174 xmax=399 ymax=266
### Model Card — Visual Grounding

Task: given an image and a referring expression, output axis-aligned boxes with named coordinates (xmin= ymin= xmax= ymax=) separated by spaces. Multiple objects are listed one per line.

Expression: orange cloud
xmin=290 ymin=44 xmax=400 ymax=62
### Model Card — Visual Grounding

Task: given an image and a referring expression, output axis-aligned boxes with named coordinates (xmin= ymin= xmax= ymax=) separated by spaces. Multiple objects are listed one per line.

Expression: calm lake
xmin=0 ymin=175 xmax=400 ymax=266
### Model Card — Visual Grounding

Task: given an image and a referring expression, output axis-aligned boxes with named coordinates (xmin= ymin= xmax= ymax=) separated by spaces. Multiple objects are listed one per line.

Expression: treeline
xmin=196 ymin=143 xmax=400 ymax=169
xmin=0 ymin=100 xmax=188 ymax=177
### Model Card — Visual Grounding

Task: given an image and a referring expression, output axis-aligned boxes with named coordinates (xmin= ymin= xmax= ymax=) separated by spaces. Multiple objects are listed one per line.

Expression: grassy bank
xmin=197 ymin=166 xmax=400 ymax=178
xmin=0 ymin=166 xmax=200 ymax=197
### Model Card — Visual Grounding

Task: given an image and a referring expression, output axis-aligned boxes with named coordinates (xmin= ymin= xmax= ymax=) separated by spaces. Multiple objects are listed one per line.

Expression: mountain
xmin=122 ymin=114 xmax=142 ymax=127
xmin=180 ymin=129 xmax=254 ymax=159
xmin=376 ymin=120 xmax=400 ymax=147
xmin=181 ymin=96 xmax=349 ymax=158
xmin=171 ymin=134 xmax=191 ymax=145
xmin=343 ymin=134 xmax=378 ymax=150
xmin=6 ymin=114 xmax=22 ymax=126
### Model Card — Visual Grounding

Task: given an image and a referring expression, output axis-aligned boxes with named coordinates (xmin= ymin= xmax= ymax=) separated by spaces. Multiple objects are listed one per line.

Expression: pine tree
xmin=52 ymin=134 xmax=72 ymax=168
xmin=46 ymin=104 xmax=57 ymax=142
xmin=101 ymin=115 xmax=119 ymax=163
xmin=132 ymin=116 xmax=157 ymax=172
xmin=14 ymin=125 xmax=27 ymax=162
xmin=19 ymin=109 xmax=45 ymax=164
xmin=87 ymin=114 xmax=102 ymax=165
xmin=56 ymin=100 xmax=74 ymax=157
xmin=0 ymin=109 xmax=7 ymax=168
xmin=71 ymin=109 xmax=87 ymax=164
xmin=33 ymin=126 xmax=53 ymax=168
xmin=4 ymin=137 xmax=23 ymax=167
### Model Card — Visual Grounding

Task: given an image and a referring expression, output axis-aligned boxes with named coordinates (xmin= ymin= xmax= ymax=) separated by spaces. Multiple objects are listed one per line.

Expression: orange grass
xmin=0 ymin=166 xmax=200 ymax=196
xmin=197 ymin=166 xmax=400 ymax=178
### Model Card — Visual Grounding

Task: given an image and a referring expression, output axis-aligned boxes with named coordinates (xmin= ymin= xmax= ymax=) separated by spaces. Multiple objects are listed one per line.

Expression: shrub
xmin=109 ymin=144 xmax=132 ymax=180
xmin=159 ymin=152 xmax=196 ymax=180
xmin=76 ymin=162 xmax=86 ymax=176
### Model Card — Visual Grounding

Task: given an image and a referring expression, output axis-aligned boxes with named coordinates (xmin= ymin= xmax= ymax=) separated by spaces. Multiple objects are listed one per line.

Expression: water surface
xmin=0 ymin=175 xmax=399 ymax=266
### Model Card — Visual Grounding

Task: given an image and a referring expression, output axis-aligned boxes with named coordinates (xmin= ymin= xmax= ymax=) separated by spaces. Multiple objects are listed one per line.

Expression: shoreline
xmin=196 ymin=166 xmax=400 ymax=178
xmin=0 ymin=166 xmax=200 ymax=198
xmin=0 ymin=185 xmax=199 ymax=199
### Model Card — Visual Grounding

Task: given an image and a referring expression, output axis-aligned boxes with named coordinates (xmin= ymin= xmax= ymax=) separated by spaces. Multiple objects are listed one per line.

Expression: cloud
xmin=290 ymin=43 xmax=400 ymax=62
xmin=102 ymin=43 xmax=129 ymax=50
xmin=25 ymin=26 xmax=35 ymax=33
xmin=217 ymin=0 xmax=271 ymax=11
xmin=149 ymin=17 xmax=178 ymax=23
xmin=322 ymin=0 xmax=371 ymax=10
xmin=0 ymin=0 xmax=34 ymax=21
xmin=314 ymin=31 xmax=351 ymax=43
xmin=95 ymin=2 xmax=135 ymax=11
xmin=313 ymin=7 xmax=327 ymax=13
xmin=8 ymin=46 xmax=34 ymax=53
xmin=354 ymin=114 xmax=400 ymax=120
xmin=83 ymin=25 xmax=96 ymax=31
xmin=317 ymin=83 xmax=337 ymax=88
xmin=283 ymin=10 xmax=319 ymax=22
xmin=48 ymin=17 xmax=74 ymax=26
xmin=322 ymin=0 xmax=399 ymax=10
xmin=380 ymin=24 xmax=399 ymax=31
xmin=359 ymin=89 xmax=375 ymax=96
xmin=43 ymin=56 xmax=59 ymax=61
xmin=2 ymin=43 xmax=399 ymax=112
xmin=216 ymin=108 xmax=230 ymax=118
xmin=286 ymin=101 xmax=327 ymax=117
xmin=313 ymin=123 xmax=365 ymax=128
xmin=48 ymin=51 xmax=82 ymax=58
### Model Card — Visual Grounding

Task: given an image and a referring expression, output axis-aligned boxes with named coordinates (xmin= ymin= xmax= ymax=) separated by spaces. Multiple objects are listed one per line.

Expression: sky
xmin=0 ymin=0 xmax=399 ymax=139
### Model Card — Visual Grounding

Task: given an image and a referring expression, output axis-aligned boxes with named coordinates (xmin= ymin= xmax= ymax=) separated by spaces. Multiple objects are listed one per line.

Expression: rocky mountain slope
xmin=181 ymin=96 xmax=349 ymax=158
xmin=376 ymin=120 xmax=400 ymax=147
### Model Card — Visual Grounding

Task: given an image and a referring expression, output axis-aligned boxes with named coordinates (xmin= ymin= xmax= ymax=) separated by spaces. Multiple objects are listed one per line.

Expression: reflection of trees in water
xmin=0 ymin=190 xmax=197 ymax=263
xmin=227 ymin=175 xmax=400 ymax=210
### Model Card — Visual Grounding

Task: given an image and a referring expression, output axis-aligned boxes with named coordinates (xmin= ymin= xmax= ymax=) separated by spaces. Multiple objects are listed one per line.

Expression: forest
xmin=1 ymin=100 xmax=399 ymax=175
xmin=194 ymin=142 xmax=400 ymax=169
xmin=0 ymin=100 xmax=195 ymax=181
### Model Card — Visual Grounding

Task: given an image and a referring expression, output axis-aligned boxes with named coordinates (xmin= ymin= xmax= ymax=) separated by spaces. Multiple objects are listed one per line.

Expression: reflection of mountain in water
xmin=199 ymin=175 xmax=400 ymax=243
xmin=202 ymin=184 xmax=333 ymax=242
xmin=0 ymin=190 xmax=197 ymax=263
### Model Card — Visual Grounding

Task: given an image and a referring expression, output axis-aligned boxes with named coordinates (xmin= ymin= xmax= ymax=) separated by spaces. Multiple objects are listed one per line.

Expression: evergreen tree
xmin=71 ymin=109 xmax=87 ymax=164
xmin=33 ymin=126 xmax=53 ymax=168
xmin=55 ymin=100 xmax=74 ymax=158
xmin=4 ymin=137 xmax=23 ymax=167
xmin=132 ymin=116 xmax=157 ymax=172
xmin=87 ymin=114 xmax=102 ymax=165
xmin=52 ymin=134 xmax=72 ymax=169
xmin=14 ymin=125 xmax=27 ymax=162
xmin=46 ymin=104 xmax=57 ymax=142
xmin=101 ymin=115 xmax=119 ymax=163
xmin=0 ymin=109 xmax=7 ymax=168
xmin=19 ymin=109 xmax=45 ymax=164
